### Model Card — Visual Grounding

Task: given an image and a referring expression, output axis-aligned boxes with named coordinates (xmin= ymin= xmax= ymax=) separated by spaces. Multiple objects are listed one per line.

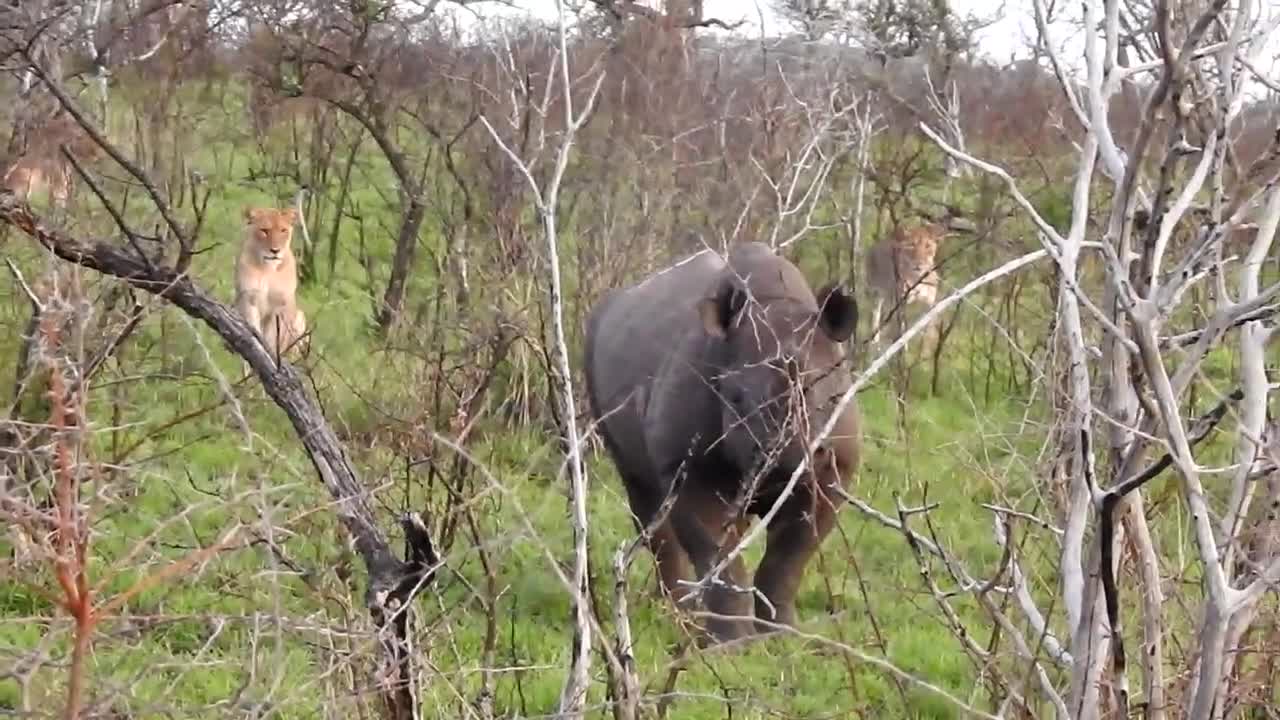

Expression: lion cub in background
xmin=235 ymin=207 xmax=308 ymax=358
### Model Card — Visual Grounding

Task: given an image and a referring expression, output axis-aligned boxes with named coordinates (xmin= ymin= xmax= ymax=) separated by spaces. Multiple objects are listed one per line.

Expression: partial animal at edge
xmin=2 ymin=113 xmax=100 ymax=211
xmin=2 ymin=160 xmax=72 ymax=209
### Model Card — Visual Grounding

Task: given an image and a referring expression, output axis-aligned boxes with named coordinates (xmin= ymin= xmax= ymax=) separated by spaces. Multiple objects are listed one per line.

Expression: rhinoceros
xmin=584 ymin=241 xmax=861 ymax=642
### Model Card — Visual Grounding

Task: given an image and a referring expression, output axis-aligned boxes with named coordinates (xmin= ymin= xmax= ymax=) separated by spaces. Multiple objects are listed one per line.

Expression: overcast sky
xmin=473 ymin=0 xmax=1086 ymax=66
xmin=458 ymin=0 xmax=1280 ymax=83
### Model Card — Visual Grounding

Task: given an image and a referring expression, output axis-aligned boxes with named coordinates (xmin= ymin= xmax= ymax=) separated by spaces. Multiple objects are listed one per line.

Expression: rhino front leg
xmin=701 ymin=513 xmax=753 ymax=642
xmin=669 ymin=490 xmax=753 ymax=644
xmin=752 ymin=485 xmax=840 ymax=633
xmin=649 ymin=520 xmax=694 ymax=604
xmin=620 ymin=475 xmax=694 ymax=604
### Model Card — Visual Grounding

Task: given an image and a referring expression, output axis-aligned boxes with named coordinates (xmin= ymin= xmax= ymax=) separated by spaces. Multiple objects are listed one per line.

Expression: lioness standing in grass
xmin=235 ymin=206 xmax=308 ymax=358
xmin=864 ymin=223 xmax=945 ymax=347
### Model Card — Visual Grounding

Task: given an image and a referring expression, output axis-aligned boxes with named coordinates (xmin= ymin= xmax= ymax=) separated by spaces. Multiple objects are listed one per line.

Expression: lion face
xmin=896 ymin=226 xmax=943 ymax=304
xmin=244 ymin=207 xmax=297 ymax=264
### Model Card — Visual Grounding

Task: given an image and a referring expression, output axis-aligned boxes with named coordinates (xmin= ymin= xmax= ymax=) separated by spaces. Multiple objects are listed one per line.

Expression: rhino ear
xmin=698 ymin=278 xmax=747 ymax=339
xmin=816 ymin=282 xmax=857 ymax=343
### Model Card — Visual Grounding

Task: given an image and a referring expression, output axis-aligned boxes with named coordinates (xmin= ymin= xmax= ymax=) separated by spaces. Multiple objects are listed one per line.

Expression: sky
xmin=454 ymin=0 xmax=1280 ymax=84
xmin=467 ymin=0 xmax=1085 ymax=65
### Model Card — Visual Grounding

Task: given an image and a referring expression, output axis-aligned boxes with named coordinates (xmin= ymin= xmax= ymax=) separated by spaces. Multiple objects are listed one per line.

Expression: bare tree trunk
xmin=377 ymin=198 xmax=426 ymax=331
xmin=848 ymin=102 xmax=878 ymax=294
xmin=449 ymin=222 xmax=471 ymax=310
xmin=328 ymin=130 xmax=364 ymax=285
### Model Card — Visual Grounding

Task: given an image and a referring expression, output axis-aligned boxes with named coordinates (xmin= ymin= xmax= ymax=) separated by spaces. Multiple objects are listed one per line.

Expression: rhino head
xmin=696 ymin=250 xmax=859 ymax=484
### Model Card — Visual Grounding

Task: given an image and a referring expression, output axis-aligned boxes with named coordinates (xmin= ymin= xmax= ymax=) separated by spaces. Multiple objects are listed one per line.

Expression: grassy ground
xmin=0 ymin=86 xmax=1252 ymax=718
xmin=0 ymin=242 xmax=1053 ymax=719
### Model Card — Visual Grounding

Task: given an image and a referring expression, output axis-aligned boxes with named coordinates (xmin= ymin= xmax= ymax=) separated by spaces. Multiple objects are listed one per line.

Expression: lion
xmin=3 ymin=111 xmax=102 ymax=210
xmin=864 ymin=222 xmax=945 ymax=346
xmin=235 ymin=206 xmax=308 ymax=359
xmin=3 ymin=160 xmax=72 ymax=208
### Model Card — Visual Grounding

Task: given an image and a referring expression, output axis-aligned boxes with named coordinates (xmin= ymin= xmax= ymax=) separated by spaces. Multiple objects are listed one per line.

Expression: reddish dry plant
xmin=32 ymin=312 xmax=241 ymax=719
xmin=40 ymin=312 xmax=93 ymax=720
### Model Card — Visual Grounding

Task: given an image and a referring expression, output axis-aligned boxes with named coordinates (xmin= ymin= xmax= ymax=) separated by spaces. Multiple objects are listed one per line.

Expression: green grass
xmin=0 ymin=312 xmax=1049 ymax=719
xmin=1 ymin=77 xmax=1262 ymax=719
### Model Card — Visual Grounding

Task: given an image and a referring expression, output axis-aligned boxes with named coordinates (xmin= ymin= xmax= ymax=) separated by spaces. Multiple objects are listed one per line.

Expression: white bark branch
xmin=479 ymin=4 xmax=607 ymax=713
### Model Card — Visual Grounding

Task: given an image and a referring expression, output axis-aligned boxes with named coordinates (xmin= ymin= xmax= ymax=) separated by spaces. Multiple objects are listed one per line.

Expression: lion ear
xmin=282 ymin=207 xmax=299 ymax=224
xmin=243 ymin=207 xmax=259 ymax=224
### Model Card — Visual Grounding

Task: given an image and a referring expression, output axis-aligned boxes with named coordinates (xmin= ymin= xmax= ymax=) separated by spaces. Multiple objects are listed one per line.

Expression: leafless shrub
xmin=911 ymin=0 xmax=1280 ymax=716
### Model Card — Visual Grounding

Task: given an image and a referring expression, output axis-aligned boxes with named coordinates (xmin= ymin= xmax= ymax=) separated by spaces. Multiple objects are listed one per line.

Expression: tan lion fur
xmin=864 ymin=223 xmax=945 ymax=345
xmin=2 ymin=161 xmax=72 ymax=207
xmin=1 ymin=113 xmax=96 ymax=209
xmin=235 ymin=206 xmax=308 ymax=358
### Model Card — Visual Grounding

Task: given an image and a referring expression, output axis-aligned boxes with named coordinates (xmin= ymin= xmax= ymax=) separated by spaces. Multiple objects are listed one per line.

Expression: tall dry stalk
xmin=479 ymin=1 xmax=607 ymax=714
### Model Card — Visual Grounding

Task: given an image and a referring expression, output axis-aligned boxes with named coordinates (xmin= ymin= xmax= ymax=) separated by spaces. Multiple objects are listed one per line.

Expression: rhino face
xmin=698 ymin=272 xmax=858 ymax=479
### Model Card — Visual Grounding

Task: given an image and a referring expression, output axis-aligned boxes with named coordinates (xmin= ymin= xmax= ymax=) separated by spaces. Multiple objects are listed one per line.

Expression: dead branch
xmin=0 ymin=189 xmax=437 ymax=720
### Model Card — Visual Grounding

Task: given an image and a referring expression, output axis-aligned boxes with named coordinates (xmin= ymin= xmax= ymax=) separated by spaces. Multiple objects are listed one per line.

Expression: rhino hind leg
xmin=751 ymin=487 xmax=840 ymax=634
